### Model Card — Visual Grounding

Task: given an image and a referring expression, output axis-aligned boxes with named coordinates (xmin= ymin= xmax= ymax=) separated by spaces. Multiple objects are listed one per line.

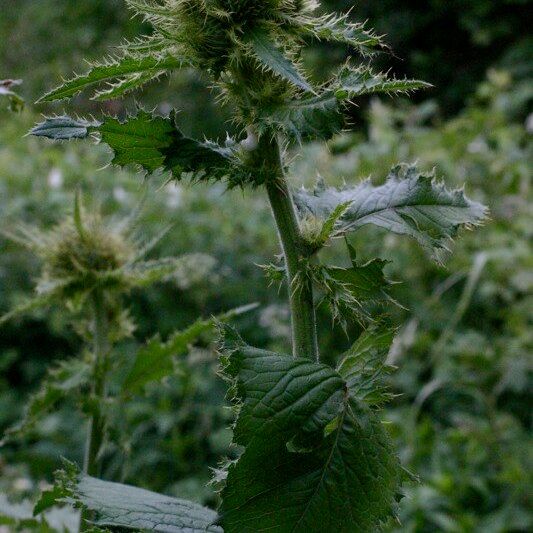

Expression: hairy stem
xmin=80 ymin=290 xmax=109 ymax=531
xmin=259 ymin=135 xmax=319 ymax=360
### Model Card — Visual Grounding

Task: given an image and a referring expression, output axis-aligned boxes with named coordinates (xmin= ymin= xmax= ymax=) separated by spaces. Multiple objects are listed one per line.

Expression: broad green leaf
xmin=334 ymin=65 xmax=432 ymax=100
xmin=247 ymin=28 xmax=314 ymax=93
xmin=1 ymin=359 xmax=91 ymax=444
xmin=220 ymin=325 xmax=345 ymax=446
xmin=337 ymin=322 xmax=397 ymax=406
xmin=38 ymin=462 xmax=221 ymax=532
xmin=38 ymin=55 xmax=190 ymax=102
xmin=219 ymin=326 xmax=402 ymax=533
xmin=123 ymin=304 xmax=258 ymax=394
xmin=30 ymin=111 xmax=243 ymax=183
xmin=293 ymin=164 xmax=489 ymax=262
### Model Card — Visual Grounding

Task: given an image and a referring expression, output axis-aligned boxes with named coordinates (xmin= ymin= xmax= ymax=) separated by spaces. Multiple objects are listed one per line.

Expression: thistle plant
xmin=0 ymin=193 xmax=252 ymax=531
xmin=29 ymin=1 xmax=488 ymax=531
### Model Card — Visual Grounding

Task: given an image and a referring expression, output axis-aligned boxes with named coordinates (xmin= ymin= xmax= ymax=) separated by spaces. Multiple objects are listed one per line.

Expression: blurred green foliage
xmin=0 ymin=1 xmax=531 ymax=531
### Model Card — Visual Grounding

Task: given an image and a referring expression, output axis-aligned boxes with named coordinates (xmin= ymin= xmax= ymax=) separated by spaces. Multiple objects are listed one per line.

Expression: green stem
xmin=80 ymin=290 xmax=109 ymax=532
xmin=259 ymin=135 xmax=319 ymax=361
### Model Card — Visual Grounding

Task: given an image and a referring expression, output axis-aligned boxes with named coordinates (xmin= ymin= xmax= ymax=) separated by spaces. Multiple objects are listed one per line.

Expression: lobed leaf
xmin=38 ymin=55 xmax=190 ymax=102
xmin=37 ymin=462 xmax=221 ymax=532
xmin=293 ymin=164 xmax=489 ymax=262
xmin=219 ymin=325 xmax=403 ymax=533
xmin=309 ymin=252 xmax=395 ymax=326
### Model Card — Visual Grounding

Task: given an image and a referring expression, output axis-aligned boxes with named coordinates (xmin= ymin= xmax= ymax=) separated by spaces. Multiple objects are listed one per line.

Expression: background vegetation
xmin=1 ymin=1 xmax=531 ymax=531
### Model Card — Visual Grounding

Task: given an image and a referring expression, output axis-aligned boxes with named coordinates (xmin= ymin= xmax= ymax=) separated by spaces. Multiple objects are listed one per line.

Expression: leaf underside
xmin=40 ymin=465 xmax=221 ymax=533
xmin=218 ymin=325 xmax=402 ymax=533
xmin=293 ymin=164 xmax=488 ymax=262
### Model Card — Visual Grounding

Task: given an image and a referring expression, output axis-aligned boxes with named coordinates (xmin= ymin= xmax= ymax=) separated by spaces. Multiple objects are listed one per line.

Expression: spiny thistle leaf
xmin=123 ymin=303 xmax=258 ymax=394
xmin=293 ymin=164 xmax=489 ymax=263
xmin=298 ymin=12 xmax=385 ymax=51
xmin=37 ymin=461 xmax=221 ymax=532
xmin=334 ymin=65 xmax=432 ymax=100
xmin=246 ymin=28 xmax=314 ymax=93
xmin=38 ymin=55 xmax=191 ymax=102
xmin=1 ymin=359 xmax=91 ymax=445
xmin=337 ymin=322 xmax=397 ymax=407
xmin=218 ymin=325 xmax=402 ymax=533
xmin=256 ymin=66 xmax=429 ymax=142
xmin=309 ymin=251 xmax=395 ymax=326
xmin=257 ymin=92 xmax=343 ymax=142
xmin=93 ymin=70 xmax=164 ymax=100
xmin=30 ymin=111 xmax=247 ymax=184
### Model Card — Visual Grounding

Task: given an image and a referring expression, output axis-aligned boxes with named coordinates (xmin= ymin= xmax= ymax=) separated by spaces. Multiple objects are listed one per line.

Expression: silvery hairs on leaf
xmin=293 ymin=164 xmax=488 ymax=263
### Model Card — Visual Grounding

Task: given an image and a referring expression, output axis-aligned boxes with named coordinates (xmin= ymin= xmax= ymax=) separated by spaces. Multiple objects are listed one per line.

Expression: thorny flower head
xmin=0 ymin=192 xmax=214 ymax=326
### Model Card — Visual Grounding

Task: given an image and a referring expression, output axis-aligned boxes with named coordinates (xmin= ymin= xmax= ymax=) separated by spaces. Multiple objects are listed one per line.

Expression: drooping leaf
xmin=30 ymin=111 xmax=245 ymax=184
xmin=1 ymin=358 xmax=91 ymax=444
xmin=247 ymin=28 xmax=314 ymax=93
xmin=29 ymin=116 xmax=100 ymax=141
xmin=337 ymin=322 xmax=397 ymax=406
xmin=123 ymin=304 xmax=258 ymax=394
xmin=38 ymin=462 xmax=221 ymax=532
xmin=218 ymin=325 xmax=403 ymax=533
xmin=293 ymin=164 xmax=489 ymax=262
xmin=38 ymin=55 xmax=190 ymax=102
